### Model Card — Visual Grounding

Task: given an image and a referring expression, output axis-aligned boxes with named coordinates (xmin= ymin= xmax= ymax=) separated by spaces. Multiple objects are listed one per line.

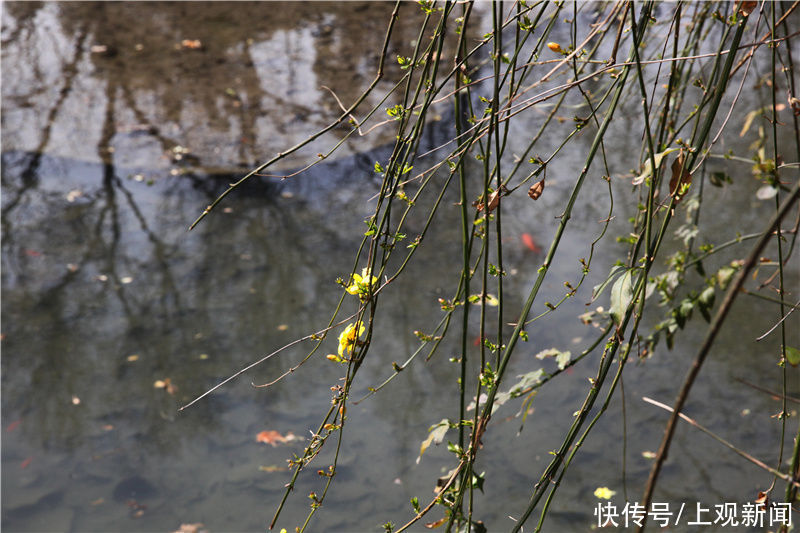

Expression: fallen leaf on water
xmin=258 ymin=465 xmax=287 ymax=472
xmin=66 ymin=189 xmax=83 ymax=202
xmin=641 ymin=450 xmax=656 ymax=459
xmin=594 ymin=486 xmax=616 ymax=499
xmin=127 ymin=354 xmax=139 ymax=362
xmin=24 ymin=249 xmax=42 ymax=257
xmin=256 ymin=430 xmax=298 ymax=446
xmin=173 ymin=523 xmax=207 ymax=533
xmin=90 ymin=498 xmax=105 ymax=506
xmin=71 ymin=395 xmax=81 ymax=405
xmin=154 ymin=378 xmax=177 ymax=395
xmin=21 ymin=457 xmax=32 ymax=469
xmin=276 ymin=324 xmax=289 ymax=331
xmin=181 ymin=39 xmax=202 ymax=49
xmin=521 ymin=233 xmax=541 ymax=252
xmin=120 ymin=276 xmax=134 ymax=284
xmin=7 ymin=420 xmax=21 ymax=432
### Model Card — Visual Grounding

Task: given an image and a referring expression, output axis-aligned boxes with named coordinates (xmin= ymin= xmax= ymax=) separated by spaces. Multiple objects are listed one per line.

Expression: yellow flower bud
xmin=547 ymin=42 xmax=563 ymax=53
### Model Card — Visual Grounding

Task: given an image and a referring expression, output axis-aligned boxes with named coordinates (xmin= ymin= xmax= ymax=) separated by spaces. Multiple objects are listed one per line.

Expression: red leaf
xmin=6 ymin=420 xmax=21 ymax=432
xmin=20 ymin=457 xmax=32 ymax=469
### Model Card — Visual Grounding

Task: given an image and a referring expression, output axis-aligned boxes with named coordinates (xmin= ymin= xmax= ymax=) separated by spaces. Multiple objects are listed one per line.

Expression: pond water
xmin=2 ymin=3 xmax=799 ymax=532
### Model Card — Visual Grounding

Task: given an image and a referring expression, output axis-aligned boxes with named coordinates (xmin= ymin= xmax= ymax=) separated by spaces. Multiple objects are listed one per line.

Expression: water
xmin=3 ymin=3 xmax=799 ymax=532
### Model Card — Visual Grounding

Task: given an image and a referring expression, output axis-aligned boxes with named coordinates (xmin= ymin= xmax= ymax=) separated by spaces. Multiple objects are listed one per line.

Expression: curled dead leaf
xmin=789 ymin=96 xmax=800 ymax=116
xmin=425 ymin=517 xmax=447 ymax=529
xmin=477 ymin=186 xmax=507 ymax=213
xmin=755 ymin=490 xmax=769 ymax=508
xmin=528 ymin=180 xmax=545 ymax=200
xmin=669 ymin=152 xmax=692 ymax=204
xmin=737 ymin=1 xmax=757 ymax=16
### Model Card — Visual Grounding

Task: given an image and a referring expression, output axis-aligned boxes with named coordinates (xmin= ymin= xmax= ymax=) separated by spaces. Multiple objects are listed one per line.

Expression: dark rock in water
xmin=112 ymin=475 xmax=158 ymax=502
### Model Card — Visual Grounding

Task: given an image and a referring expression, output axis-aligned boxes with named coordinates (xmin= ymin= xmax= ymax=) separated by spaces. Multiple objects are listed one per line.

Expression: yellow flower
xmin=345 ymin=268 xmax=378 ymax=301
xmin=594 ymin=487 xmax=616 ymax=500
xmin=338 ymin=322 xmax=365 ymax=356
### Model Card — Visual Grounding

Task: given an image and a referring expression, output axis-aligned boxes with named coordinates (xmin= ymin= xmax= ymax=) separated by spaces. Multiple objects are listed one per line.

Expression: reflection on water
xmin=2 ymin=2 xmax=799 ymax=532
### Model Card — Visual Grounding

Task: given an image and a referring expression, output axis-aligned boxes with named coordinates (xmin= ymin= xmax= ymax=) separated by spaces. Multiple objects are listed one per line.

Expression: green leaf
xmin=417 ymin=419 xmax=450 ymax=464
xmin=512 ymin=369 xmax=544 ymax=392
xmin=609 ymin=269 xmax=634 ymax=325
xmin=534 ymin=348 xmax=571 ymax=370
xmin=786 ymin=347 xmax=800 ymax=367
xmin=633 ymin=148 xmax=679 ymax=185
xmin=591 ymin=264 xmax=627 ymax=302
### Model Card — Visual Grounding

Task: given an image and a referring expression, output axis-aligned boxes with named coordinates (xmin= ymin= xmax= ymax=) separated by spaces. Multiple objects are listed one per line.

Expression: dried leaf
xmin=528 ymin=180 xmax=545 ymax=200
xmin=755 ymin=490 xmax=769 ymax=507
xmin=425 ymin=517 xmax=447 ymax=529
xmin=154 ymin=378 xmax=177 ymax=395
xmin=477 ymin=187 xmax=507 ymax=213
xmin=181 ymin=39 xmax=202 ymax=50
xmin=173 ymin=524 xmax=208 ymax=533
xmin=737 ymin=1 xmax=757 ymax=16
xmin=66 ymin=189 xmax=83 ymax=202
xmin=789 ymin=96 xmax=800 ymax=116
xmin=258 ymin=465 xmax=286 ymax=473
xmin=485 ymin=190 xmax=500 ymax=212
xmin=739 ymin=109 xmax=760 ymax=137
xmin=669 ymin=152 xmax=692 ymax=204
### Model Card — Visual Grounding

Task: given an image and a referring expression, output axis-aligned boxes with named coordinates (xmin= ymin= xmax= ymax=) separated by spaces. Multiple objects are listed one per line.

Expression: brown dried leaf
xmin=755 ymin=490 xmax=769 ymax=508
xmin=737 ymin=1 xmax=757 ymax=16
xmin=477 ymin=187 xmax=507 ymax=213
xmin=789 ymin=96 xmax=800 ymax=116
xmin=669 ymin=153 xmax=692 ymax=204
xmin=528 ymin=180 xmax=545 ymax=200
xmin=181 ymin=39 xmax=203 ymax=50
xmin=425 ymin=517 xmax=447 ymax=529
